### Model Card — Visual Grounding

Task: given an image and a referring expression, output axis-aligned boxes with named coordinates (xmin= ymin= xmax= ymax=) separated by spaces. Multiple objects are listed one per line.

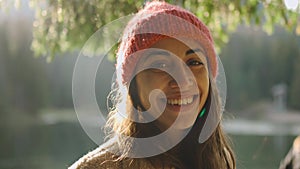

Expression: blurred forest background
xmin=0 ymin=0 xmax=300 ymax=169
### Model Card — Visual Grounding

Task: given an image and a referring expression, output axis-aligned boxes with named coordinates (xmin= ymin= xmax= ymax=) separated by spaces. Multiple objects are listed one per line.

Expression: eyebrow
xmin=186 ymin=48 xmax=205 ymax=55
xmin=144 ymin=48 xmax=205 ymax=61
xmin=147 ymin=50 xmax=170 ymax=57
xmin=144 ymin=50 xmax=170 ymax=61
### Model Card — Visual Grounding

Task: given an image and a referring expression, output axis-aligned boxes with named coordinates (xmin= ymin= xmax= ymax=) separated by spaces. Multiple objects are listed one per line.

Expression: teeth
xmin=167 ymin=96 xmax=194 ymax=105
xmin=183 ymin=99 xmax=187 ymax=104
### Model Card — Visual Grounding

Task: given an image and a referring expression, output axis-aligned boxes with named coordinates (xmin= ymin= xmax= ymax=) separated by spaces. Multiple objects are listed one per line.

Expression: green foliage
xmin=25 ymin=0 xmax=299 ymax=60
xmin=29 ymin=0 xmax=142 ymax=60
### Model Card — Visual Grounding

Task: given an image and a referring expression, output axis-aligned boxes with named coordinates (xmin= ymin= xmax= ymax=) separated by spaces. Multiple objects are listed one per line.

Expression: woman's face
xmin=134 ymin=38 xmax=209 ymax=130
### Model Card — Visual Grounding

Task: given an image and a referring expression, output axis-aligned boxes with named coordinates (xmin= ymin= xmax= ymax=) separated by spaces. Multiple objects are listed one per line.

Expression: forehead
xmin=137 ymin=38 xmax=208 ymax=63
xmin=150 ymin=38 xmax=204 ymax=52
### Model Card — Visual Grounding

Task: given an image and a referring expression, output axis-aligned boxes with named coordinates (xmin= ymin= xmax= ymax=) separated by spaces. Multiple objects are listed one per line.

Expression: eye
xmin=146 ymin=58 xmax=172 ymax=72
xmin=187 ymin=59 xmax=204 ymax=67
xmin=151 ymin=62 xmax=168 ymax=68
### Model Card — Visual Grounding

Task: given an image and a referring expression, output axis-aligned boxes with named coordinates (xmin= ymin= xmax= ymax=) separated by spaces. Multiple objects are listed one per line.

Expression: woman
xmin=69 ymin=1 xmax=235 ymax=169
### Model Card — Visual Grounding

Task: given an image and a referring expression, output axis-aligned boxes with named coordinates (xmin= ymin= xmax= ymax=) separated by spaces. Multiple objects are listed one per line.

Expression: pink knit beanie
xmin=116 ymin=1 xmax=217 ymax=85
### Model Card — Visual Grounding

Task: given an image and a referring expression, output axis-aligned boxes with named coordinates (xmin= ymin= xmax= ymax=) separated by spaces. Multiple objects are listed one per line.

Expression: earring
xmin=199 ymin=108 xmax=206 ymax=118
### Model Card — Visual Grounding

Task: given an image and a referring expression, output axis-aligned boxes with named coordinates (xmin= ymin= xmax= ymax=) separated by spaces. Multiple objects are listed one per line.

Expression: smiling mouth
xmin=166 ymin=95 xmax=197 ymax=106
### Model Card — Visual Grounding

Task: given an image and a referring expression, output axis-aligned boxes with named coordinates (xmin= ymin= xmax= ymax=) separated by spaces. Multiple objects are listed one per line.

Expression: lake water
xmin=0 ymin=121 xmax=296 ymax=169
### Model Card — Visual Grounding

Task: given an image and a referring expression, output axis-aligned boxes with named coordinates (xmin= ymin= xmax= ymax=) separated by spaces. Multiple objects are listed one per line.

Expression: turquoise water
xmin=0 ymin=122 xmax=295 ymax=169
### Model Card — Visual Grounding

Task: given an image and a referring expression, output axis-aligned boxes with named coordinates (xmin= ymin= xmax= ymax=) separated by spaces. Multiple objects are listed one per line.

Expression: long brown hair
xmin=105 ymin=75 xmax=236 ymax=169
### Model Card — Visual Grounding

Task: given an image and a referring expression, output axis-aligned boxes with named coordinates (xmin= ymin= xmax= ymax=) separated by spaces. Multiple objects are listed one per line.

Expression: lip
xmin=159 ymin=90 xmax=200 ymax=99
xmin=161 ymin=94 xmax=200 ymax=112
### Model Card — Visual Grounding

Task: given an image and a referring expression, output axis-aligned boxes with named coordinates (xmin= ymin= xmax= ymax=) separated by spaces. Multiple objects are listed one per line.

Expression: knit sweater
xmin=68 ymin=141 xmax=176 ymax=169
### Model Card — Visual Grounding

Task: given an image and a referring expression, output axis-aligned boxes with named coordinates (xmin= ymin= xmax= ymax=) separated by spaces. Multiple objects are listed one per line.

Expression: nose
xmin=169 ymin=62 xmax=194 ymax=89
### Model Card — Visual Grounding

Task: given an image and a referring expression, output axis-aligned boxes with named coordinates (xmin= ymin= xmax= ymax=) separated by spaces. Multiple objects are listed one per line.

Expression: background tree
xmin=0 ymin=0 xmax=299 ymax=113
xmin=222 ymin=25 xmax=300 ymax=111
xmin=0 ymin=15 xmax=48 ymax=119
xmin=289 ymin=53 xmax=300 ymax=110
xmin=26 ymin=0 xmax=300 ymax=112
xmin=3 ymin=0 xmax=296 ymax=60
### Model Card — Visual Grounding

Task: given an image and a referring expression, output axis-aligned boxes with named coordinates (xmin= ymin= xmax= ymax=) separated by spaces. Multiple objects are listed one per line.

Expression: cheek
xmin=195 ymin=74 xmax=209 ymax=114
xmin=194 ymin=68 xmax=209 ymax=87
xmin=136 ymin=76 xmax=150 ymax=107
xmin=136 ymin=72 xmax=168 ymax=108
xmin=198 ymin=76 xmax=209 ymax=90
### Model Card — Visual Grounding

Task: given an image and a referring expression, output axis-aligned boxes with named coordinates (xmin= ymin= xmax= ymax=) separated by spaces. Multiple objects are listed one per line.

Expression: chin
xmin=172 ymin=116 xmax=197 ymax=130
xmin=159 ymin=113 xmax=198 ymax=130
